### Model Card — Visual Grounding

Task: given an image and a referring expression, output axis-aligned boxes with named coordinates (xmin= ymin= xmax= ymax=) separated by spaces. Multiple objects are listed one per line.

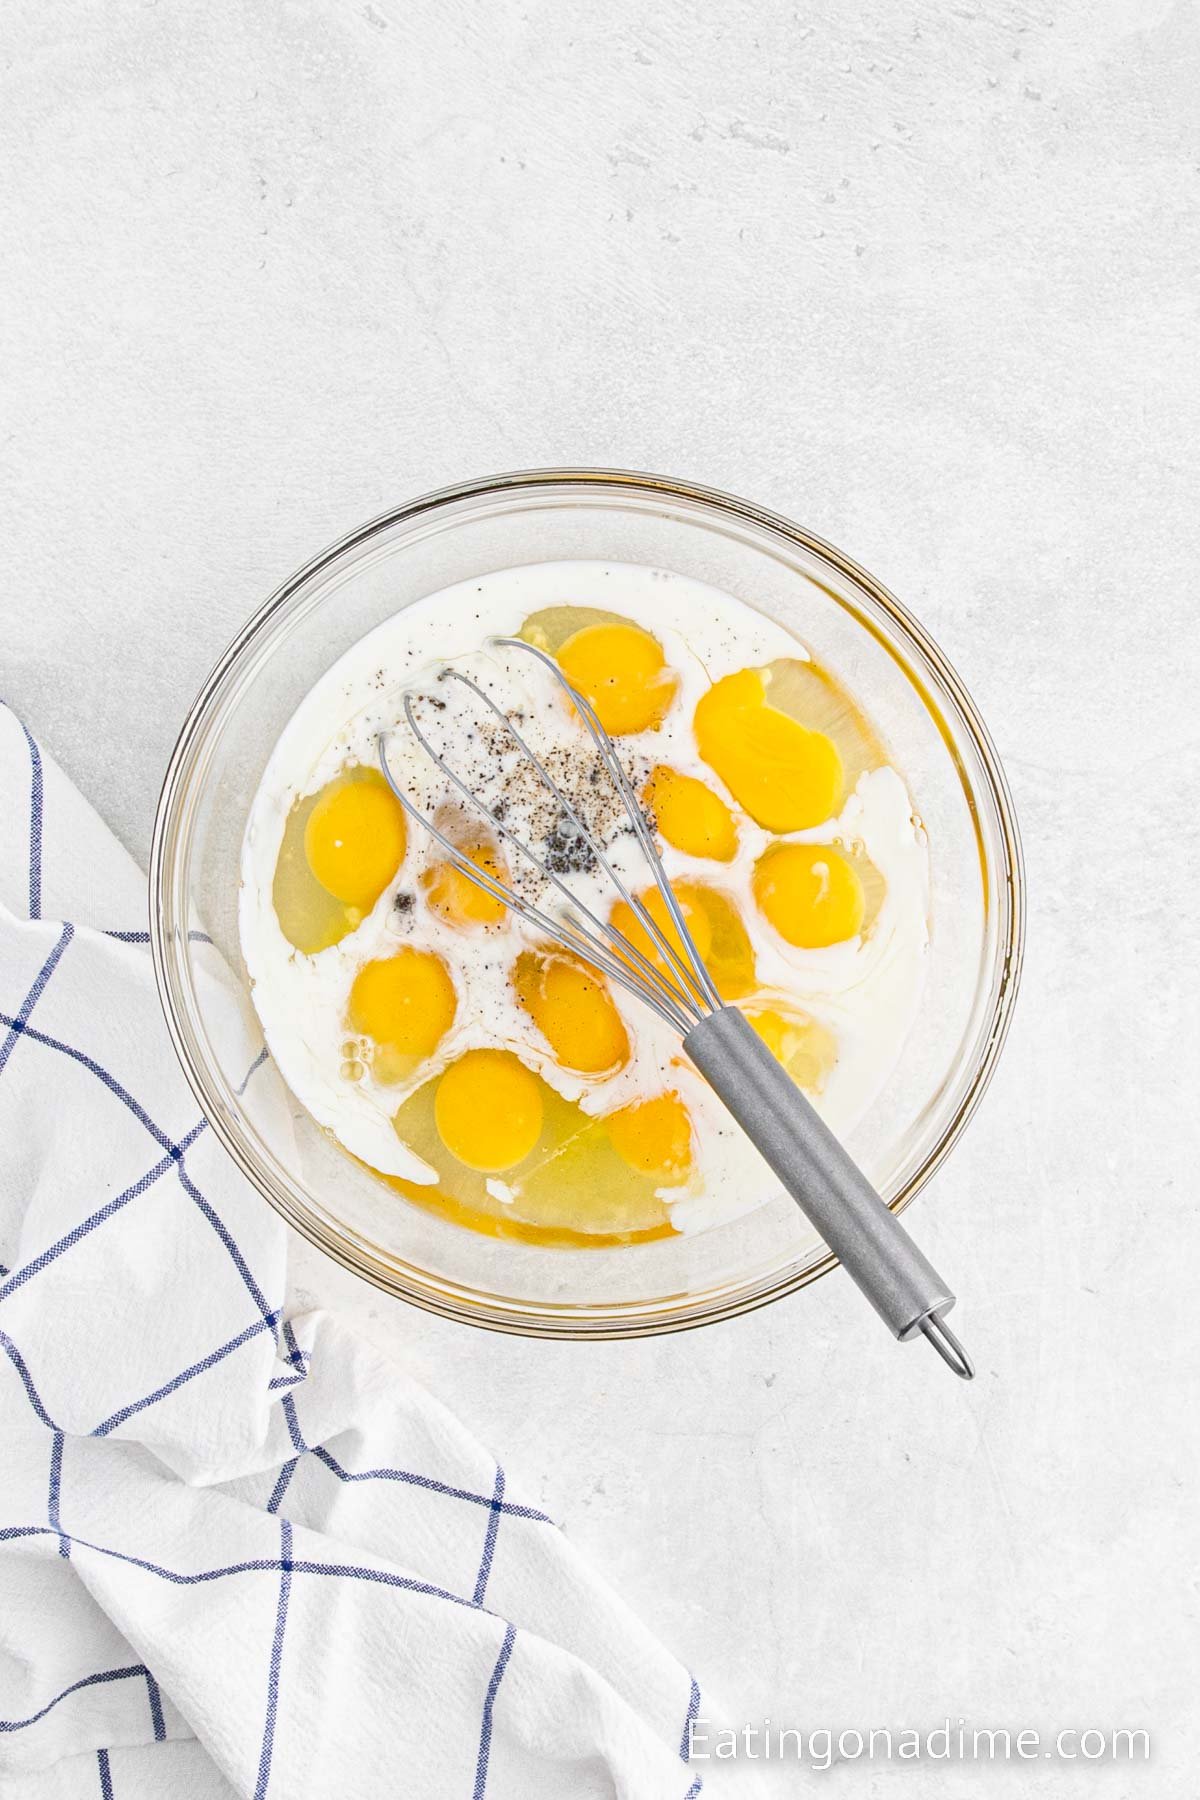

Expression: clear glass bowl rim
xmin=150 ymin=467 xmax=1025 ymax=1339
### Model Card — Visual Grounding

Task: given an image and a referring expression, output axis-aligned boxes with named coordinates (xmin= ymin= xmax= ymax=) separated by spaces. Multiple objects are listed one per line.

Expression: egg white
xmin=238 ymin=560 xmax=929 ymax=1234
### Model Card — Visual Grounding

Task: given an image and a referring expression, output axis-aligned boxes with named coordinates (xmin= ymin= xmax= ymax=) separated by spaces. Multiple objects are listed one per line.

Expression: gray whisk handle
xmin=683 ymin=1006 xmax=955 ymax=1341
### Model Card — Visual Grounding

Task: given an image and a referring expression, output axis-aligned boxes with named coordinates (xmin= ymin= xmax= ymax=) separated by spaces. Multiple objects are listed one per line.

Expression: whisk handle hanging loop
xmin=683 ymin=1006 xmax=969 ymax=1372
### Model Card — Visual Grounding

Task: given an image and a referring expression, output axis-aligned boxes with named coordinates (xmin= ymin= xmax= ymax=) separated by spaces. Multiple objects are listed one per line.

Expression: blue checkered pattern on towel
xmin=0 ymin=703 xmax=703 ymax=1800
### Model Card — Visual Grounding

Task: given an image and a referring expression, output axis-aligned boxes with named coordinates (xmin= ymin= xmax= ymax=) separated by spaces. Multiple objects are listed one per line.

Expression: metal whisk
xmin=378 ymin=637 xmax=973 ymax=1380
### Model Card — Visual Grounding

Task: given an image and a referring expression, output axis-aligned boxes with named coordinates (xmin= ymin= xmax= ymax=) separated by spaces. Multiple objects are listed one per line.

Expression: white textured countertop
xmin=4 ymin=2 xmax=1197 ymax=1791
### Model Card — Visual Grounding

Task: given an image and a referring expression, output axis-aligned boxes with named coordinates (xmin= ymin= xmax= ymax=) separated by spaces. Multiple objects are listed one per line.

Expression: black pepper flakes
xmin=543 ymin=809 xmax=598 ymax=875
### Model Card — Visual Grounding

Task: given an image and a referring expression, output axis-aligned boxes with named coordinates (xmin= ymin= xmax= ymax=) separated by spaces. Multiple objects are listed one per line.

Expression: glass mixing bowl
xmin=150 ymin=469 xmax=1023 ymax=1338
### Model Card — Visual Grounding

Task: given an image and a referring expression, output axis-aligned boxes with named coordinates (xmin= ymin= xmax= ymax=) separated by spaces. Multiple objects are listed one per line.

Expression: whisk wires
xmin=377 ymin=637 xmax=723 ymax=1034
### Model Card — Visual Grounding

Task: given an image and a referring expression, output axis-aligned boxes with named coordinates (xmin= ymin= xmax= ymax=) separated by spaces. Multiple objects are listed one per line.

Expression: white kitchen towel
xmin=0 ymin=701 xmax=703 ymax=1800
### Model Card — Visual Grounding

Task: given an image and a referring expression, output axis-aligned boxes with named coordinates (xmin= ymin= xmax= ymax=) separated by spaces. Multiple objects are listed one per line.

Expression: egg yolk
xmin=434 ymin=1049 xmax=544 ymax=1172
xmin=612 ymin=882 xmax=756 ymax=1001
xmin=644 ymin=766 xmax=737 ymax=862
xmin=303 ymin=773 xmax=407 ymax=912
xmin=513 ymin=951 xmax=629 ymax=1074
xmin=556 ymin=622 xmax=678 ymax=735
xmin=694 ymin=668 xmax=843 ymax=831
xmin=609 ymin=883 xmax=713 ymax=997
xmin=693 ymin=885 xmax=757 ymax=1000
xmin=746 ymin=1006 xmax=838 ymax=1094
xmin=607 ymin=1092 xmax=693 ymax=1182
xmin=347 ymin=948 xmax=456 ymax=1059
xmin=752 ymin=843 xmax=865 ymax=948
xmin=421 ymin=844 xmax=508 ymax=927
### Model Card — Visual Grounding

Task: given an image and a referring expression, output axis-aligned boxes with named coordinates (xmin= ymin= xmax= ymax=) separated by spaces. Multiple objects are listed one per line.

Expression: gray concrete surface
xmin=3 ymin=2 xmax=1197 ymax=1792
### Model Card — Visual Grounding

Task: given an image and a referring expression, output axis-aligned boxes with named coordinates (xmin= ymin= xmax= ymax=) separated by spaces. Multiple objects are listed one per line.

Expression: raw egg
xmin=694 ymin=667 xmax=843 ymax=831
xmin=389 ymin=1063 xmax=675 ymax=1245
xmin=272 ymin=768 xmax=406 ymax=954
xmin=304 ymin=770 xmax=407 ymax=910
xmin=607 ymin=1092 xmax=694 ymax=1182
xmin=610 ymin=881 xmax=756 ymax=1002
xmin=609 ymin=883 xmax=713 ymax=998
xmin=745 ymin=1005 xmax=838 ymax=1095
xmin=348 ymin=948 xmax=456 ymax=1063
xmin=556 ymin=621 xmax=678 ymax=735
xmin=421 ymin=842 xmax=509 ymax=928
xmin=690 ymin=884 xmax=757 ymax=1000
xmin=644 ymin=765 xmax=737 ymax=862
xmin=513 ymin=950 xmax=629 ymax=1074
xmin=434 ymin=1049 xmax=545 ymax=1172
xmin=753 ymin=842 xmax=865 ymax=948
